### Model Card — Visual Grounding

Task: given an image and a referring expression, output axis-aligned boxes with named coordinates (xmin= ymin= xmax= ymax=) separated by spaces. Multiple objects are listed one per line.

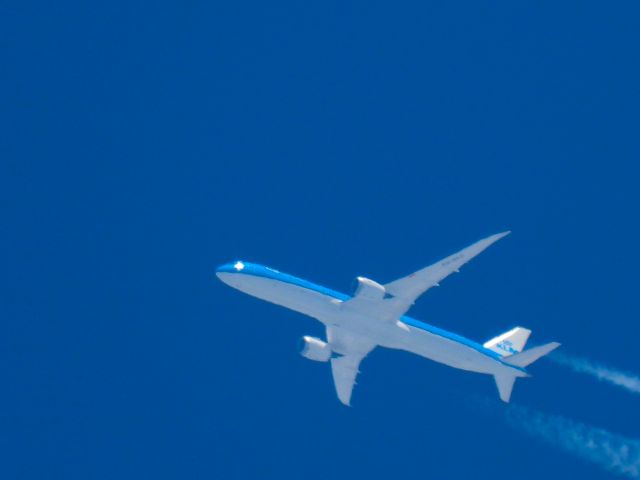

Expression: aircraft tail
xmin=484 ymin=327 xmax=531 ymax=356
xmin=493 ymin=341 xmax=561 ymax=402
xmin=502 ymin=342 xmax=561 ymax=368
xmin=494 ymin=374 xmax=517 ymax=402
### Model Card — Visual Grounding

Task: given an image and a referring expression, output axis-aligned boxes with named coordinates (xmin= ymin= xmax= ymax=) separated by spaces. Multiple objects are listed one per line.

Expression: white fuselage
xmin=216 ymin=265 xmax=526 ymax=379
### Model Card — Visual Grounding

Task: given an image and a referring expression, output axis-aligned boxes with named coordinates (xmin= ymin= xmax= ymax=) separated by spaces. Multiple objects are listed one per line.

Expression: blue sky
xmin=2 ymin=1 xmax=640 ymax=478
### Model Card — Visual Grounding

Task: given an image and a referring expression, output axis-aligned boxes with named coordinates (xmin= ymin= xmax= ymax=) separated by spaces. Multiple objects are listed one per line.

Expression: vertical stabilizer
xmin=484 ymin=327 xmax=532 ymax=356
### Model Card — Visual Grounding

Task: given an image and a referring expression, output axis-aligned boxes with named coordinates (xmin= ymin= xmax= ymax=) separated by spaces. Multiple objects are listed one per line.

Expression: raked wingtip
xmin=494 ymin=230 xmax=511 ymax=240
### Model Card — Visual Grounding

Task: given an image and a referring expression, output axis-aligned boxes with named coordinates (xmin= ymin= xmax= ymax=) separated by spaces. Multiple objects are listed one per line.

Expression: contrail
xmin=548 ymin=352 xmax=640 ymax=395
xmin=504 ymin=403 xmax=640 ymax=478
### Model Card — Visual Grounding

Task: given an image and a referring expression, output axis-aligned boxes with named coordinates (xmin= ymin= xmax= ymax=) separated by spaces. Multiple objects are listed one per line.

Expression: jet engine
xmin=352 ymin=276 xmax=386 ymax=300
xmin=299 ymin=336 xmax=332 ymax=362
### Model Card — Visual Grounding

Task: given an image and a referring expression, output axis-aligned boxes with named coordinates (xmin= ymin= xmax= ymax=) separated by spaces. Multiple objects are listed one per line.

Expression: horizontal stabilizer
xmin=503 ymin=342 xmax=561 ymax=368
xmin=484 ymin=327 xmax=531 ymax=356
xmin=494 ymin=374 xmax=517 ymax=402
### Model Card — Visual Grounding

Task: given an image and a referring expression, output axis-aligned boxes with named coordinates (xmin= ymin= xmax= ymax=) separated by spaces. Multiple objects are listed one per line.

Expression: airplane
xmin=216 ymin=232 xmax=560 ymax=406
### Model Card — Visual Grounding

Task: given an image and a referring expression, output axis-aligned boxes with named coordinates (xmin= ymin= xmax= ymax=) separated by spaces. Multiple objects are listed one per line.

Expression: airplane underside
xmin=217 ymin=232 xmax=559 ymax=406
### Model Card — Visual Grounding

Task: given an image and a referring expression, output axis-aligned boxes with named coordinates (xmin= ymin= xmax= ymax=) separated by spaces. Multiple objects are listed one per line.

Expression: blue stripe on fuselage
xmin=216 ymin=261 xmax=527 ymax=373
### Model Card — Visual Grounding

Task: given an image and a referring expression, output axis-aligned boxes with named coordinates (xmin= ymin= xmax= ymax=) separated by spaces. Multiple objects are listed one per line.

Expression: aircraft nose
xmin=216 ymin=261 xmax=246 ymax=275
xmin=215 ymin=263 xmax=233 ymax=276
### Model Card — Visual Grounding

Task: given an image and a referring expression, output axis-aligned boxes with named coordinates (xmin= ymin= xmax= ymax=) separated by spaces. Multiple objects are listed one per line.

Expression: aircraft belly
xmin=219 ymin=272 xmax=505 ymax=375
xmin=400 ymin=327 xmax=498 ymax=374
xmin=217 ymin=273 xmax=336 ymax=321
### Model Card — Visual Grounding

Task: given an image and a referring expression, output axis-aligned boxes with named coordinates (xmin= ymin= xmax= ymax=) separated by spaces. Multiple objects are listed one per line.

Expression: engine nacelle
xmin=352 ymin=276 xmax=386 ymax=300
xmin=299 ymin=336 xmax=332 ymax=362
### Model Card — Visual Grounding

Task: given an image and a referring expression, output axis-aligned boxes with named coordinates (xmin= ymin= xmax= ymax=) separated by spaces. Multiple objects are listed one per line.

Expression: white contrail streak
xmin=548 ymin=352 xmax=640 ymax=395
xmin=505 ymin=404 xmax=640 ymax=478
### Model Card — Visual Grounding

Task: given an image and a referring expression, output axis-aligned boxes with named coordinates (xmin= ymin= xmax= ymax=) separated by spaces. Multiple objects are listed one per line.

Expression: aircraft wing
xmin=384 ymin=232 xmax=510 ymax=311
xmin=331 ymin=354 xmax=365 ymax=406
xmin=327 ymin=328 xmax=375 ymax=406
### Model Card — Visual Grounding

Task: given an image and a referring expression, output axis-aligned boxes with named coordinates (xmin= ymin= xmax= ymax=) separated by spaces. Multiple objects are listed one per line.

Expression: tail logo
xmin=496 ymin=340 xmax=518 ymax=355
